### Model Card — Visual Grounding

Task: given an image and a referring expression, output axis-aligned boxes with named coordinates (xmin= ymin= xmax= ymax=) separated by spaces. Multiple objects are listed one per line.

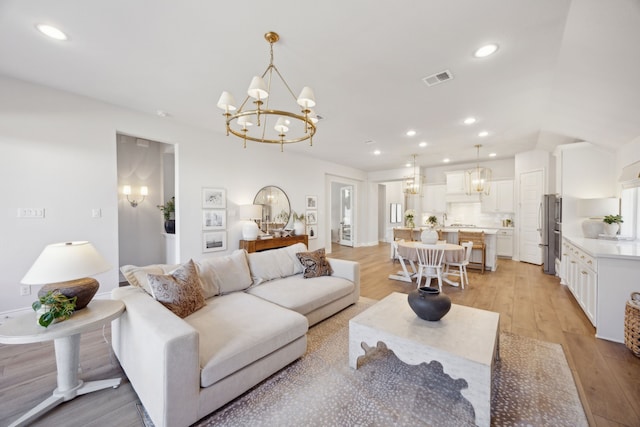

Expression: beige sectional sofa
xmin=111 ymin=243 xmax=360 ymax=427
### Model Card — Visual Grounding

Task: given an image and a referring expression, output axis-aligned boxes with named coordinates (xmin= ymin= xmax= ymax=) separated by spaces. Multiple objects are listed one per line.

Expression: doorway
xmin=328 ymin=177 xmax=358 ymax=248
xmin=339 ymin=185 xmax=354 ymax=246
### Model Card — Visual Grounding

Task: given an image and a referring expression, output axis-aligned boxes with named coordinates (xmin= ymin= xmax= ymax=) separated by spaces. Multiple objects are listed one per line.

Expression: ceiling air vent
xmin=422 ymin=70 xmax=454 ymax=87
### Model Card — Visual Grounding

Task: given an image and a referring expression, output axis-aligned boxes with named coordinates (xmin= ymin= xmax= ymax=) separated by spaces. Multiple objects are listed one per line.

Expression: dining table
xmin=389 ymin=240 xmax=465 ymax=286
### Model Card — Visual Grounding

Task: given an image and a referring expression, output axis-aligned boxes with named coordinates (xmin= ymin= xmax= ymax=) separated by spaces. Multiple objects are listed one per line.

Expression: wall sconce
xmin=123 ymin=185 xmax=148 ymax=207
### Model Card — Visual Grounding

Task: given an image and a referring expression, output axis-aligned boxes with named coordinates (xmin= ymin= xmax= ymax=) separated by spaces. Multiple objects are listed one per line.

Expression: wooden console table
xmin=239 ymin=235 xmax=308 ymax=253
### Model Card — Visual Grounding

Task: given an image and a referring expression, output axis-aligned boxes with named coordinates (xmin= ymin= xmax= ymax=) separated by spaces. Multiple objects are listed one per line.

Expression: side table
xmin=0 ymin=299 xmax=125 ymax=427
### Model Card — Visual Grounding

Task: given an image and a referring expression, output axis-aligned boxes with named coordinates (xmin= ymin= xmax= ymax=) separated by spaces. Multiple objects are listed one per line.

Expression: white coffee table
xmin=0 ymin=299 xmax=125 ymax=427
xmin=349 ymin=292 xmax=499 ymax=427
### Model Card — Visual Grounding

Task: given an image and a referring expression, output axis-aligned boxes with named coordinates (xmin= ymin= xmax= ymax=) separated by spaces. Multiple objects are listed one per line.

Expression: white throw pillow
xmin=247 ymin=243 xmax=307 ymax=285
xmin=120 ymin=263 xmax=179 ymax=295
xmin=195 ymin=249 xmax=253 ymax=296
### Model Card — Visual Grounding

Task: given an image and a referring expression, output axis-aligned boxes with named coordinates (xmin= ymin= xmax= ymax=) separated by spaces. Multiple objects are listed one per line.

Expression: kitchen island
xmin=439 ymin=227 xmax=499 ymax=271
xmin=560 ymin=235 xmax=640 ymax=343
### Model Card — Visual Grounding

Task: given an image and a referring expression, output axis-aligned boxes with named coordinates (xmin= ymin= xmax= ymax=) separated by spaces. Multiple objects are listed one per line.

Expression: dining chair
xmin=415 ymin=244 xmax=446 ymax=291
xmin=458 ymin=231 xmax=486 ymax=273
xmin=444 ymin=241 xmax=473 ymax=289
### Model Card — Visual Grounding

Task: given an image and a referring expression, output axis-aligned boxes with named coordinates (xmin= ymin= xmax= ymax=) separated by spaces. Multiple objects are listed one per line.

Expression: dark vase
xmin=407 ymin=287 xmax=451 ymax=321
xmin=164 ymin=220 xmax=175 ymax=234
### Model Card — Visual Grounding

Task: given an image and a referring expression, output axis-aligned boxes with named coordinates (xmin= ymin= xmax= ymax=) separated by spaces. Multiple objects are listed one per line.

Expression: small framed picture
xmin=306 ymin=210 xmax=317 ymax=225
xmin=202 ymin=188 xmax=226 ymax=209
xmin=203 ymin=231 xmax=226 ymax=252
xmin=305 ymin=195 xmax=317 ymax=209
xmin=203 ymin=209 xmax=226 ymax=230
xmin=306 ymin=224 xmax=318 ymax=239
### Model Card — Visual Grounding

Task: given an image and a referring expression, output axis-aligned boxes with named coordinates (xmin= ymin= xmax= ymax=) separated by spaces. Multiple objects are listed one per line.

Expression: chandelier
xmin=403 ymin=154 xmax=423 ymax=196
xmin=465 ymin=144 xmax=492 ymax=195
xmin=216 ymin=32 xmax=317 ymax=152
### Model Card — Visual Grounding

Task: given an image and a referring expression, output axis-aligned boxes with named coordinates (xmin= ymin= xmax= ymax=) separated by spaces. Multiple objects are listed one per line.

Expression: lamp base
xmin=38 ymin=277 xmax=99 ymax=310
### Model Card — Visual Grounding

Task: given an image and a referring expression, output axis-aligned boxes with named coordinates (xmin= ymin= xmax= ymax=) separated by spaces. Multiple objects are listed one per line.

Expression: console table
xmin=239 ymin=235 xmax=308 ymax=253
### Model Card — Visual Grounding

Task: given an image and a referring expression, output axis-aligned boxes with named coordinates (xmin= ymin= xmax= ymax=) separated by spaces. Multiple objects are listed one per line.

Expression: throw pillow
xmin=196 ymin=249 xmax=253 ymax=296
xmin=295 ymin=248 xmax=334 ymax=279
xmin=120 ymin=263 xmax=179 ymax=295
xmin=147 ymin=260 xmax=206 ymax=318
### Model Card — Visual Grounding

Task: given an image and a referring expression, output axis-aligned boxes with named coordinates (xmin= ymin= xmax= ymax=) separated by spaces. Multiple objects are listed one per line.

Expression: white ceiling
xmin=1 ymin=0 xmax=639 ymax=172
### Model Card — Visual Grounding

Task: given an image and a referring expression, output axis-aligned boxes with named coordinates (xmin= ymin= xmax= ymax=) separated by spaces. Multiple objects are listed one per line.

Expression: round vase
xmin=603 ymin=222 xmax=619 ymax=236
xmin=294 ymin=220 xmax=305 ymax=236
xmin=421 ymin=228 xmax=439 ymax=244
xmin=164 ymin=220 xmax=176 ymax=234
xmin=407 ymin=287 xmax=452 ymax=321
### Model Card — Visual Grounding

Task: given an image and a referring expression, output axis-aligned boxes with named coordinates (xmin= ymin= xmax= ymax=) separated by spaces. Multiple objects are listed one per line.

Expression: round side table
xmin=0 ymin=299 xmax=125 ymax=427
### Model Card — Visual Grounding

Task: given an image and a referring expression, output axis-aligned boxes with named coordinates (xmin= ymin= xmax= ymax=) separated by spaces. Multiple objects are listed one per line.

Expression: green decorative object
xmin=32 ymin=290 xmax=77 ymax=327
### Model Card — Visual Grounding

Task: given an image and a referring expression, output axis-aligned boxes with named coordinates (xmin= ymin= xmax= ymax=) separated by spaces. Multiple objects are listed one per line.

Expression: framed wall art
xmin=202 ymin=188 xmax=226 ymax=209
xmin=306 ymin=210 xmax=317 ymax=225
xmin=306 ymin=224 xmax=318 ymax=239
xmin=305 ymin=195 xmax=317 ymax=209
xmin=202 ymin=209 xmax=226 ymax=230
xmin=203 ymin=231 xmax=227 ymax=252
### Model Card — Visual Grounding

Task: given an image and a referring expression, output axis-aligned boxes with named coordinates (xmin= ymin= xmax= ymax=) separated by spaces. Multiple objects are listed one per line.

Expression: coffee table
xmin=349 ymin=292 xmax=499 ymax=427
xmin=0 ymin=299 xmax=125 ymax=427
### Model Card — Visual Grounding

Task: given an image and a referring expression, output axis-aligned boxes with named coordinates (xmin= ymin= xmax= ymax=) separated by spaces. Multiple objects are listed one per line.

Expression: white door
xmin=339 ymin=186 xmax=354 ymax=246
xmin=519 ymin=170 xmax=543 ymax=264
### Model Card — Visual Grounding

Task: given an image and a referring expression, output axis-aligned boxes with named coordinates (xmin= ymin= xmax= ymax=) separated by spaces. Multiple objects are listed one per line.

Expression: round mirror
xmin=253 ymin=186 xmax=291 ymax=231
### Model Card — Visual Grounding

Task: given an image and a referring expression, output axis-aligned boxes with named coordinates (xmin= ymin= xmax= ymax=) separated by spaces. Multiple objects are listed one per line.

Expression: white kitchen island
xmin=560 ymin=235 xmax=640 ymax=343
xmin=440 ymin=228 xmax=499 ymax=271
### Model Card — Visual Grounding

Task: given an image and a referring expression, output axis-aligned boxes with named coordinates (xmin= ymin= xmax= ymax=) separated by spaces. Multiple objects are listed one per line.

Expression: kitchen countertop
xmin=441 ymin=227 xmax=500 ymax=235
xmin=564 ymin=235 xmax=640 ymax=260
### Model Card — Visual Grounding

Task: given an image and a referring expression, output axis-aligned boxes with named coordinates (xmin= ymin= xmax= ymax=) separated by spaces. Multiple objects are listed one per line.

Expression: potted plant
xmin=291 ymin=211 xmax=305 ymax=236
xmin=426 ymin=215 xmax=438 ymax=228
xmin=32 ymin=290 xmax=77 ymax=327
xmin=157 ymin=196 xmax=176 ymax=234
xmin=404 ymin=209 xmax=416 ymax=229
xmin=422 ymin=216 xmax=439 ymax=244
xmin=603 ymin=214 xmax=623 ymax=235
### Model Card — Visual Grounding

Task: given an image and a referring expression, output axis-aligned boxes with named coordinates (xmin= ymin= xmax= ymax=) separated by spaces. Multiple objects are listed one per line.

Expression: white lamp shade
xmin=237 ymin=115 xmax=254 ymax=129
xmin=123 ymin=185 xmax=132 ymax=195
xmin=140 ymin=186 xmax=149 ymax=196
xmin=239 ymin=204 xmax=262 ymax=220
xmin=307 ymin=109 xmax=319 ymax=124
xmin=216 ymin=91 xmax=237 ymax=111
xmin=296 ymin=86 xmax=316 ymax=108
xmin=274 ymin=117 xmax=290 ymax=133
xmin=21 ymin=241 xmax=111 ymax=284
xmin=247 ymin=76 xmax=269 ymax=100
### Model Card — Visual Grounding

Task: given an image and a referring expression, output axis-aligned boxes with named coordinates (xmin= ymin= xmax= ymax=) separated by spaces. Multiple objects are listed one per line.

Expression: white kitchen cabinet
xmin=561 ymin=238 xmax=596 ymax=326
xmin=496 ymin=228 xmax=513 ymax=257
xmin=481 ymin=180 xmax=514 ymax=213
xmin=423 ymin=184 xmax=446 ymax=213
xmin=445 ymin=172 xmax=465 ymax=194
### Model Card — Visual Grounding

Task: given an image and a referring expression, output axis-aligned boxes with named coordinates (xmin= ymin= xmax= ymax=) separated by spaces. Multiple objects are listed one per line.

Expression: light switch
xmin=92 ymin=208 xmax=102 ymax=218
xmin=17 ymin=208 xmax=45 ymax=218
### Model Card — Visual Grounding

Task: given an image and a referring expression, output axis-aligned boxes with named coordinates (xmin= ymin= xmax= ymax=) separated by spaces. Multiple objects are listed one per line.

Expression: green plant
xmin=292 ymin=211 xmax=305 ymax=222
xmin=157 ymin=197 xmax=175 ymax=221
xmin=603 ymin=214 xmax=623 ymax=224
xmin=426 ymin=215 xmax=438 ymax=227
xmin=32 ymin=291 xmax=77 ymax=327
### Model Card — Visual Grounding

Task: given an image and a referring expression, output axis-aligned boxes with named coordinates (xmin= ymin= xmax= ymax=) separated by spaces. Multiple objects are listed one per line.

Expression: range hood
xmin=445 ymin=193 xmax=482 ymax=203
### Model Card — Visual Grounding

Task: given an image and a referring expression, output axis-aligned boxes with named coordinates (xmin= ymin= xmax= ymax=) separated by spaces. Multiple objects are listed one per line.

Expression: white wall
xmin=0 ymin=76 xmax=366 ymax=313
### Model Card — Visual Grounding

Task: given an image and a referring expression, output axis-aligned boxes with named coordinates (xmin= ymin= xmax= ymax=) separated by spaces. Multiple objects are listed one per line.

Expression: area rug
xmin=138 ymin=297 xmax=588 ymax=426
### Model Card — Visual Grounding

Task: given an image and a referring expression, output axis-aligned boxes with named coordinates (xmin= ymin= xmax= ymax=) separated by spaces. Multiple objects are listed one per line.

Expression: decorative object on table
xmin=404 ymin=209 xmax=416 ymax=229
xmin=307 ymin=224 xmax=318 ymax=239
xmin=624 ymin=292 xmax=640 ymax=358
xmin=578 ymin=197 xmax=618 ymax=238
xmin=203 ymin=231 xmax=227 ymax=253
xmin=305 ymin=195 xmax=317 ymax=209
xmin=239 ymin=204 xmax=262 ymax=240
xmin=216 ymin=32 xmax=317 ymax=152
xmin=202 ymin=188 xmax=226 ymax=209
xmin=426 ymin=215 xmax=438 ymax=228
xmin=403 ymin=154 xmax=423 ymax=196
xmin=157 ymin=196 xmax=176 ymax=234
xmin=465 ymin=144 xmax=492 ymax=195
xmin=407 ymin=286 xmax=451 ymax=321
xmin=603 ymin=214 xmax=623 ymax=236
xmin=202 ymin=209 xmax=226 ymax=231
xmin=21 ymin=241 xmax=111 ymax=310
xmin=292 ymin=211 xmax=306 ymax=236
xmin=421 ymin=228 xmax=439 ymax=244
xmin=32 ymin=290 xmax=77 ymax=327
xmin=123 ymin=185 xmax=148 ymax=208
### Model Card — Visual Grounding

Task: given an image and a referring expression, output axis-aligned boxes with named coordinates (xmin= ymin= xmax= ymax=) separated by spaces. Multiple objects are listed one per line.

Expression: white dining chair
xmin=415 ymin=244 xmax=446 ymax=291
xmin=444 ymin=241 xmax=473 ymax=289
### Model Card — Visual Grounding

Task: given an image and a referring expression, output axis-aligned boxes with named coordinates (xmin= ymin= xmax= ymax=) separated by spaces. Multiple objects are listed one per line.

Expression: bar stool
xmin=458 ymin=231 xmax=486 ymax=273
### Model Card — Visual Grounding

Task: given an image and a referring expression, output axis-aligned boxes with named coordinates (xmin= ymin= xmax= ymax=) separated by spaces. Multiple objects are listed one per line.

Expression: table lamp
xmin=21 ymin=241 xmax=111 ymax=310
xmin=239 ymin=204 xmax=263 ymax=240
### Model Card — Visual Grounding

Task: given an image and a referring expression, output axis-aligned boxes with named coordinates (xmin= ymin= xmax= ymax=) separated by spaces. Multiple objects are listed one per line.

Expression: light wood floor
xmin=1 ymin=243 xmax=639 ymax=426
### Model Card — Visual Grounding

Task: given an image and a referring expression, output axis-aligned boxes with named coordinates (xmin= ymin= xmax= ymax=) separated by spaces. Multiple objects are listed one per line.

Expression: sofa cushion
xmin=247 ymin=242 xmax=306 ymax=285
xmin=195 ymin=249 xmax=252 ymax=297
xmin=246 ymin=274 xmax=355 ymax=316
xmin=148 ymin=260 xmax=206 ymax=318
xmin=120 ymin=263 xmax=179 ymax=295
xmin=295 ymin=248 xmax=333 ymax=278
xmin=184 ymin=292 xmax=308 ymax=388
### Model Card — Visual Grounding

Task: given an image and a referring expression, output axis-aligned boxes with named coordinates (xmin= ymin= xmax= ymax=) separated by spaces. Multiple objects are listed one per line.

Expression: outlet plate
xmin=20 ymin=285 xmax=31 ymax=296
xmin=17 ymin=208 xmax=45 ymax=218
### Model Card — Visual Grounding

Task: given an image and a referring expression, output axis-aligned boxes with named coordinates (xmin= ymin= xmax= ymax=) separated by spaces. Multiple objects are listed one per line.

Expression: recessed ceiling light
xmin=36 ymin=24 xmax=68 ymax=41
xmin=443 ymin=158 xmax=450 ymax=163
xmin=419 ymin=141 xmax=427 ymax=148
xmin=478 ymin=131 xmax=489 ymax=137
xmin=406 ymin=130 xmax=417 ymax=137
xmin=373 ymin=150 xmax=381 ymax=155
xmin=474 ymin=44 xmax=498 ymax=58
xmin=156 ymin=110 xmax=170 ymax=117
xmin=489 ymin=152 xmax=497 ymax=157
xmin=463 ymin=117 xmax=477 ymax=125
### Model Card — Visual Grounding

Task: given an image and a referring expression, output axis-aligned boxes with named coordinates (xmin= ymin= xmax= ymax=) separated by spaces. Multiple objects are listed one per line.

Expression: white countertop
xmin=564 ymin=235 xmax=640 ymax=260
xmin=441 ymin=227 xmax=499 ymax=235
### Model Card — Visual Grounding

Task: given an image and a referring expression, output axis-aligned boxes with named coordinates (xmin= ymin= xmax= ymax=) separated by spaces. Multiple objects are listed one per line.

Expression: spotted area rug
xmin=138 ymin=298 xmax=588 ymax=426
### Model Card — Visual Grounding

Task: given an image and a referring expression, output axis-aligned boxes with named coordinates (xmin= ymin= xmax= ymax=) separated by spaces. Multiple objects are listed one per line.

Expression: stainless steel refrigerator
xmin=539 ymin=194 xmax=562 ymax=275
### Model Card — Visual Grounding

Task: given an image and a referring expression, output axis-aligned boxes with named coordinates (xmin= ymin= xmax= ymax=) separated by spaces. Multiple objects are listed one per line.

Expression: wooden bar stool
xmin=458 ymin=231 xmax=486 ymax=273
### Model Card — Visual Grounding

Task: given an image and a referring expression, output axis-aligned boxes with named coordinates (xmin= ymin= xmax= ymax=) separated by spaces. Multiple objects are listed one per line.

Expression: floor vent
xmin=422 ymin=70 xmax=454 ymax=87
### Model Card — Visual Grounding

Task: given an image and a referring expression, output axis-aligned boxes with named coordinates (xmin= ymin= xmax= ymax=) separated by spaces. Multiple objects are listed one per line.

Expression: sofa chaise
xmin=111 ymin=243 xmax=360 ymax=427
